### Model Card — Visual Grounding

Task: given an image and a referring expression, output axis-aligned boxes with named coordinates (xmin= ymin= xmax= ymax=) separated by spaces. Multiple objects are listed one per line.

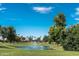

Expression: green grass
xmin=0 ymin=42 xmax=79 ymax=56
xmin=0 ymin=49 xmax=79 ymax=56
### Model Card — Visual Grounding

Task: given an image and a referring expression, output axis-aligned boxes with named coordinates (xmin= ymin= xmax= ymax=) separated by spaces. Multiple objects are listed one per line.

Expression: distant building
xmin=0 ymin=35 xmax=7 ymax=41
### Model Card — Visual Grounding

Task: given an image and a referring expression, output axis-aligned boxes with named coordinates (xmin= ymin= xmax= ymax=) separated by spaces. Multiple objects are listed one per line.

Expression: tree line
xmin=0 ymin=25 xmax=49 ymax=43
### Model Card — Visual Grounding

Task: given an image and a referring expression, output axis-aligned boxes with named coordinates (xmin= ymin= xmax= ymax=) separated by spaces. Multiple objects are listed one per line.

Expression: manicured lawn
xmin=0 ymin=42 xmax=79 ymax=56
xmin=0 ymin=49 xmax=79 ymax=56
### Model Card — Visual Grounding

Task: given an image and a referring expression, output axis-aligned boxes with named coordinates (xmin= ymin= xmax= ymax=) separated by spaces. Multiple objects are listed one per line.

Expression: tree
xmin=43 ymin=35 xmax=49 ymax=42
xmin=49 ymin=13 xmax=66 ymax=45
xmin=15 ymin=36 xmax=21 ymax=42
xmin=49 ymin=26 xmax=61 ymax=44
xmin=63 ymin=24 xmax=79 ymax=51
xmin=7 ymin=26 xmax=16 ymax=43
xmin=28 ymin=36 xmax=33 ymax=42
xmin=54 ymin=13 xmax=66 ymax=27
xmin=20 ymin=36 xmax=26 ymax=41
xmin=36 ymin=37 xmax=41 ymax=42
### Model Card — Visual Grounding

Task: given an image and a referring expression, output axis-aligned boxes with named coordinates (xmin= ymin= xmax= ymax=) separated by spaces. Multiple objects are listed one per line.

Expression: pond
xmin=16 ymin=42 xmax=49 ymax=50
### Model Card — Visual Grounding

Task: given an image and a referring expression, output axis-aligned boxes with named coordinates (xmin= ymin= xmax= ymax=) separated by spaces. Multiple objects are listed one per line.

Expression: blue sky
xmin=0 ymin=3 xmax=79 ymax=37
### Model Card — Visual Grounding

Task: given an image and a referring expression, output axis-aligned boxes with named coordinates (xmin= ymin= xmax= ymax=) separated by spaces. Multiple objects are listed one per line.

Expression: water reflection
xmin=16 ymin=42 xmax=49 ymax=50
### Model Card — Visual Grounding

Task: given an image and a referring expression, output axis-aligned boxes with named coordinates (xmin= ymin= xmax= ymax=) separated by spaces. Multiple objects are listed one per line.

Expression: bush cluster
xmin=49 ymin=13 xmax=79 ymax=51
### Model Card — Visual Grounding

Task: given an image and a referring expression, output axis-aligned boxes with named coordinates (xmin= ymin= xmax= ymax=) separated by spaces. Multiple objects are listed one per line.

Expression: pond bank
xmin=0 ymin=42 xmax=79 ymax=56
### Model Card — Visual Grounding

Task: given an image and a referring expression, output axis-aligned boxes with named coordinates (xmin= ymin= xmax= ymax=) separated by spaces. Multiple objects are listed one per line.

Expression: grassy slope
xmin=0 ymin=42 xmax=79 ymax=56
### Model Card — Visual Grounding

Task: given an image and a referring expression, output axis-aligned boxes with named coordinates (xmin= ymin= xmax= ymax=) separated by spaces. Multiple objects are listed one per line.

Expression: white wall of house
xmin=0 ymin=36 xmax=7 ymax=40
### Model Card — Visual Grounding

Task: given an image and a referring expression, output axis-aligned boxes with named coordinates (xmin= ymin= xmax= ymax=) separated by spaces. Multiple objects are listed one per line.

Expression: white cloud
xmin=0 ymin=4 xmax=7 ymax=12
xmin=75 ymin=12 xmax=79 ymax=15
xmin=75 ymin=7 xmax=79 ymax=15
xmin=71 ymin=7 xmax=79 ymax=21
xmin=75 ymin=18 xmax=79 ymax=20
xmin=0 ymin=7 xmax=6 ymax=11
xmin=33 ymin=7 xmax=54 ymax=13
xmin=76 ymin=7 xmax=79 ymax=11
xmin=0 ymin=3 xmax=7 ymax=13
